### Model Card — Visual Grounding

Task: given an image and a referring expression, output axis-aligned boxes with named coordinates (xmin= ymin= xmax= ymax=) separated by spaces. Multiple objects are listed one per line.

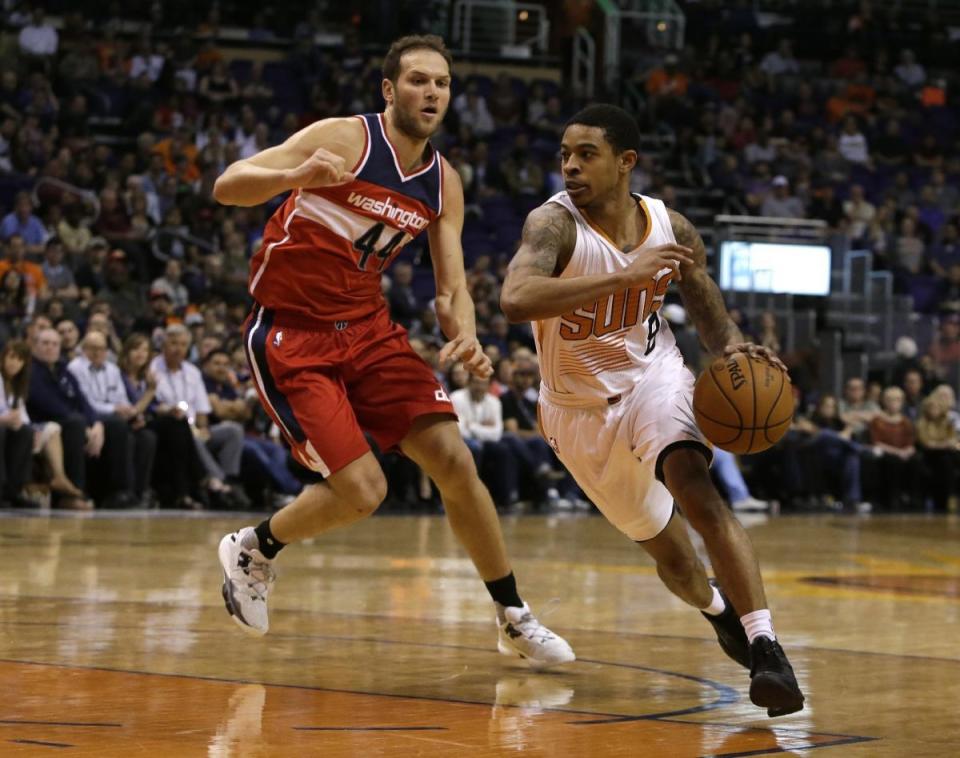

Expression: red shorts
xmin=243 ymin=304 xmax=455 ymax=476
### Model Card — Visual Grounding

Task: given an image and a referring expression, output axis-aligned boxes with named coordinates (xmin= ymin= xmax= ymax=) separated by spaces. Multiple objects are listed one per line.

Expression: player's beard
xmin=393 ymin=102 xmax=440 ymax=141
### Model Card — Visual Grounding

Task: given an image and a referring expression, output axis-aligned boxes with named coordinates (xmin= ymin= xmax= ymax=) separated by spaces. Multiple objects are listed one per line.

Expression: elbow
xmin=499 ymin=292 xmax=529 ymax=323
xmin=212 ymin=175 xmax=234 ymax=206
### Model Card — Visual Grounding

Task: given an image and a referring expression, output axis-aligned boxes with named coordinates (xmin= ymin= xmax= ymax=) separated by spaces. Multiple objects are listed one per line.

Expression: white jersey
xmin=533 ymin=191 xmax=685 ymax=405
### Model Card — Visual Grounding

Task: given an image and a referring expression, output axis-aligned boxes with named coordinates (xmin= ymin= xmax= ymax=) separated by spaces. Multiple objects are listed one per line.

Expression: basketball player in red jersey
xmin=211 ymin=35 xmax=573 ymax=668
xmin=501 ymin=104 xmax=804 ymax=714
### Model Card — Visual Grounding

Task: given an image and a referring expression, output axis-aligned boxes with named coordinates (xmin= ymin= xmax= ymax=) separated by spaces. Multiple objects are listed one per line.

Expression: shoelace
xmin=239 ymin=553 xmax=276 ymax=601
xmin=513 ymin=612 xmax=558 ymax=644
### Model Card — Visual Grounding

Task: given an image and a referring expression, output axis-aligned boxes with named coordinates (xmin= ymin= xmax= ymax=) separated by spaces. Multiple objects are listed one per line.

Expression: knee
xmin=425 ymin=441 xmax=478 ymax=489
xmin=332 ymin=460 xmax=388 ymax=518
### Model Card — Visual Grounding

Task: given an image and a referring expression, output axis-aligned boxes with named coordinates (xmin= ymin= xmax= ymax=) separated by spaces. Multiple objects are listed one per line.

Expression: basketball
xmin=693 ymin=353 xmax=794 ymax=455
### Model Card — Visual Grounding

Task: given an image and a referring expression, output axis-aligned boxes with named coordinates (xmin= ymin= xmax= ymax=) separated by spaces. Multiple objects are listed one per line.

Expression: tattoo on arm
xmin=669 ymin=209 xmax=743 ymax=355
xmin=507 ymin=204 xmax=576 ymax=279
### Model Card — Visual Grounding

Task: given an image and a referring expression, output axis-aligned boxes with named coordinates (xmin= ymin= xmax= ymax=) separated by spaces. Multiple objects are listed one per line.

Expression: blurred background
xmin=0 ymin=0 xmax=958 ymax=516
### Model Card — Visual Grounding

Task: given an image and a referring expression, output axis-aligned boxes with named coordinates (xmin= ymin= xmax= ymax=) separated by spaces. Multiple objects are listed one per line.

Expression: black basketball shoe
xmin=701 ymin=581 xmax=750 ymax=669
xmin=749 ymin=636 xmax=805 ymax=717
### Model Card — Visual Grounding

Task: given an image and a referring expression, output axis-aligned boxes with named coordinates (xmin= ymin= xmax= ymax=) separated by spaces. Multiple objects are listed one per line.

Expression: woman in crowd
xmin=0 ymin=339 xmax=89 ymax=509
xmin=915 ymin=393 xmax=960 ymax=511
xmin=867 ymin=386 xmax=919 ymax=509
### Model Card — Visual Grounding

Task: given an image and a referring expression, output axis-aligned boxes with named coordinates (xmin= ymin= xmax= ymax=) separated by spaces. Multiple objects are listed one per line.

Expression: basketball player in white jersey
xmin=501 ymin=104 xmax=804 ymax=716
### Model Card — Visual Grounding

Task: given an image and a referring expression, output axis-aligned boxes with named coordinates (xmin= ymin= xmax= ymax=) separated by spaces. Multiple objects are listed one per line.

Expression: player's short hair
xmin=382 ymin=35 xmax=452 ymax=83
xmin=565 ymin=104 xmax=641 ymax=155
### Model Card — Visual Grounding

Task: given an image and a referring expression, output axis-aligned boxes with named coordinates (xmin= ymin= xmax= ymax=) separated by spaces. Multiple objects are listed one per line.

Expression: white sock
xmin=740 ymin=609 xmax=776 ymax=643
xmin=701 ymin=585 xmax=726 ymax=616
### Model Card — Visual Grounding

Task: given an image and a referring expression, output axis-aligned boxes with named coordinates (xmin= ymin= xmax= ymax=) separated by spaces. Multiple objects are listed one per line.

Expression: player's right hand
xmin=622 ymin=243 xmax=693 ymax=286
xmin=286 ymin=147 xmax=356 ymax=189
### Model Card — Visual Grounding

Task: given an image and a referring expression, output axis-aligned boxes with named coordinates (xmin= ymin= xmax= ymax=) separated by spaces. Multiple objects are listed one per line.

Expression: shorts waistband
xmin=254 ymin=305 xmax=380 ymax=332
xmin=539 ymin=384 xmax=626 ymax=409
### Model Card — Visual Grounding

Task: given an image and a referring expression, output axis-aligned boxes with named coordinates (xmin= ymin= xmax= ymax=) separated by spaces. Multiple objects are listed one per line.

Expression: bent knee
xmin=329 ymin=456 xmax=388 ymax=517
xmin=430 ymin=443 xmax=478 ymax=487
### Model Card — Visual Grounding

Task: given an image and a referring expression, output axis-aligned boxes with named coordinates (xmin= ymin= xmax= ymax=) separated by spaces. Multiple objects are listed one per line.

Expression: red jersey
xmin=248 ymin=113 xmax=444 ymax=323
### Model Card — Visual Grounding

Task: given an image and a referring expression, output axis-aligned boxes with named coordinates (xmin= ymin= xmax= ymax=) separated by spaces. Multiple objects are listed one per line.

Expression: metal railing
xmin=599 ymin=0 xmax=686 ymax=92
xmin=572 ymin=28 xmax=596 ymax=99
xmin=151 ymin=226 xmax=218 ymax=263
xmin=30 ymin=178 xmax=100 ymax=220
xmin=451 ymin=0 xmax=550 ymax=58
xmin=713 ymin=215 xmax=828 ymax=243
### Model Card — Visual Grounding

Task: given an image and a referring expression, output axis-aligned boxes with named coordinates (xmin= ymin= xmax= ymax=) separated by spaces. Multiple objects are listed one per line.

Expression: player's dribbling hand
xmin=622 ymin=243 xmax=694 ymax=286
xmin=723 ymin=342 xmax=789 ymax=373
xmin=439 ymin=333 xmax=493 ymax=378
xmin=287 ymin=147 xmax=356 ymax=189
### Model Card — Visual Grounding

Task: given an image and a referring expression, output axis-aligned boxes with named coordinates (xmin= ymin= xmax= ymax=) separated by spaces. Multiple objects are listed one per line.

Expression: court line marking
xmin=294 ymin=726 xmax=448 ymax=732
xmin=699 ymin=733 xmax=876 ymax=758
xmin=657 ymin=715 xmax=878 ymax=744
xmin=0 ymin=655 xmax=734 ymax=722
xmin=8 ymin=738 xmax=74 ymax=748
xmin=0 ymin=719 xmax=122 ymax=728
xmin=2 ymin=593 xmax=959 ymax=666
xmin=0 ymin=657 xmax=875 ymax=751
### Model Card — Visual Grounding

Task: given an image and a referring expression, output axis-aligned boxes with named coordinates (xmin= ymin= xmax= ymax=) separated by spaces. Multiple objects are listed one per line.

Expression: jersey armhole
xmin=351 ymin=115 xmax=372 ymax=174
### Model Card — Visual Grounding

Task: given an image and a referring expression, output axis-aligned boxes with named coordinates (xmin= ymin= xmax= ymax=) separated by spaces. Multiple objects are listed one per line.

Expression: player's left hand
xmin=439 ymin=333 xmax=493 ymax=378
xmin=723 ymin=342 xmax=788 ymax=373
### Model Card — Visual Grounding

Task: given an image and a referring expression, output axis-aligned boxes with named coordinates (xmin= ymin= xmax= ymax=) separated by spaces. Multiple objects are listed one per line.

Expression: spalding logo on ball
xmin=693 ymin=352 xmax=794 ymax=454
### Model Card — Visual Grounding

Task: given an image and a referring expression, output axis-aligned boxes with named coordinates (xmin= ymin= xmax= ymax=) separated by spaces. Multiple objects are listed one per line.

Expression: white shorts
xmin=538 ymin=366 xmax=711 ymax=541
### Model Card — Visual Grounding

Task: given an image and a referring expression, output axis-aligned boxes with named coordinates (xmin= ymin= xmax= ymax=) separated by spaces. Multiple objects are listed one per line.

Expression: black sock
xmin=485 ymin=572 xmax=523 ymax=608
xmin=254 ymin=518 xmax=286 ymax=560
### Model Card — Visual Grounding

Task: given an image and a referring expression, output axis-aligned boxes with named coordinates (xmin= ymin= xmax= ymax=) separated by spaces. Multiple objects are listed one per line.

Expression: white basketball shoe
xmin=219 ymin=527 xmax=275 ymax=636
xmin=496 ymin=602 xmax=575 ymax=669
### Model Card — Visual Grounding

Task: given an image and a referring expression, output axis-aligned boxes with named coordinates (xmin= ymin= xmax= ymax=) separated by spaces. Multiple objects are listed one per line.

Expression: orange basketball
xmin=693 ymin=352 xmax=794 ymax=455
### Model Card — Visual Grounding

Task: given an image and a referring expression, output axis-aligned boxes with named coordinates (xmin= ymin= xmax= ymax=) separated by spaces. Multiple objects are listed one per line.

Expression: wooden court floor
xmin=1 ymin=510 xmax=958 ymax=757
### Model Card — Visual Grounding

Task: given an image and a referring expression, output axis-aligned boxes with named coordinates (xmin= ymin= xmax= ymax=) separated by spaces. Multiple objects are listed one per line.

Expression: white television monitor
xmin=718 ymin=240 xmax=832 ymax=296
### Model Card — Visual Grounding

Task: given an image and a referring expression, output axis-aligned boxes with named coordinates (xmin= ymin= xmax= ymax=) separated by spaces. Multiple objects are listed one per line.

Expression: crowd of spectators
xmin=0 ymin=2 xmax=958 ymax=513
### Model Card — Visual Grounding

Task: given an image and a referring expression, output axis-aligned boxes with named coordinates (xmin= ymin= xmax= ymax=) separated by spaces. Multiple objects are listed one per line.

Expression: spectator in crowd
xmin=837 ymin=116 xmax=870 ymax=167
xmin=761 ymin=175 xmax=805 ymax=218
xmin=794 ymin=394 xmax=870 ymax=512
xmin=201 ymin=348 xmax=300 ymax=503
xmin=55 ymin=318 xmax=81 ymax=361
xmin=68 ymin=330 xmax=156 ymax=503
xmin=41 ymin=237 xmax=78 ymax=301
xmin=499 ymin=358 xmax=571 ymax=508
xmin=901 ymin=368 xmax=927 ymax=420
xmin=451 ymin=373 xmax=512 ymax=508
xmin=760 ymin=40 xmax=799 ymax=79
xmin=150 ymin=324 xmax=247 ymax=508
xmin=894 ymin=217 xmax=926 ymax=275
xmin=18 ymin=7 xmax=59 ymax=63
xmin=1 ymin=194 xmax=48 ymax=254
xmin=120 ymin=332 xmax=205 ymax=510
xmin=915 ymin=394 xmax=960 ymax=511
xmin=894 ymin=49 xmax=926 ymax=88
xmin=928 ymin=314 xmax=960 ymax=370
xmin=387 ymin=261 xmax=421 ymax=330
xmin=27 ymin=327 xmax=135 ymax=507
xmin=867 ymin=386 xmax=918 ymax=510
xmin=1 ymin=338 xmax=88 ymax=508
xmin=839 ymin=376 xmax=880 ymax=437
xmin=453 ymin=82 xmax=495 ymax=138
xmin=0 ymin=269 xmax=34 ymax=332
xmin=842 ymin=185 xmax=875 ymax=244
xmin=0 ymin=234 xmax=46 ymax=300
xmin=0 ymin=338 xmax=37 ymax=507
